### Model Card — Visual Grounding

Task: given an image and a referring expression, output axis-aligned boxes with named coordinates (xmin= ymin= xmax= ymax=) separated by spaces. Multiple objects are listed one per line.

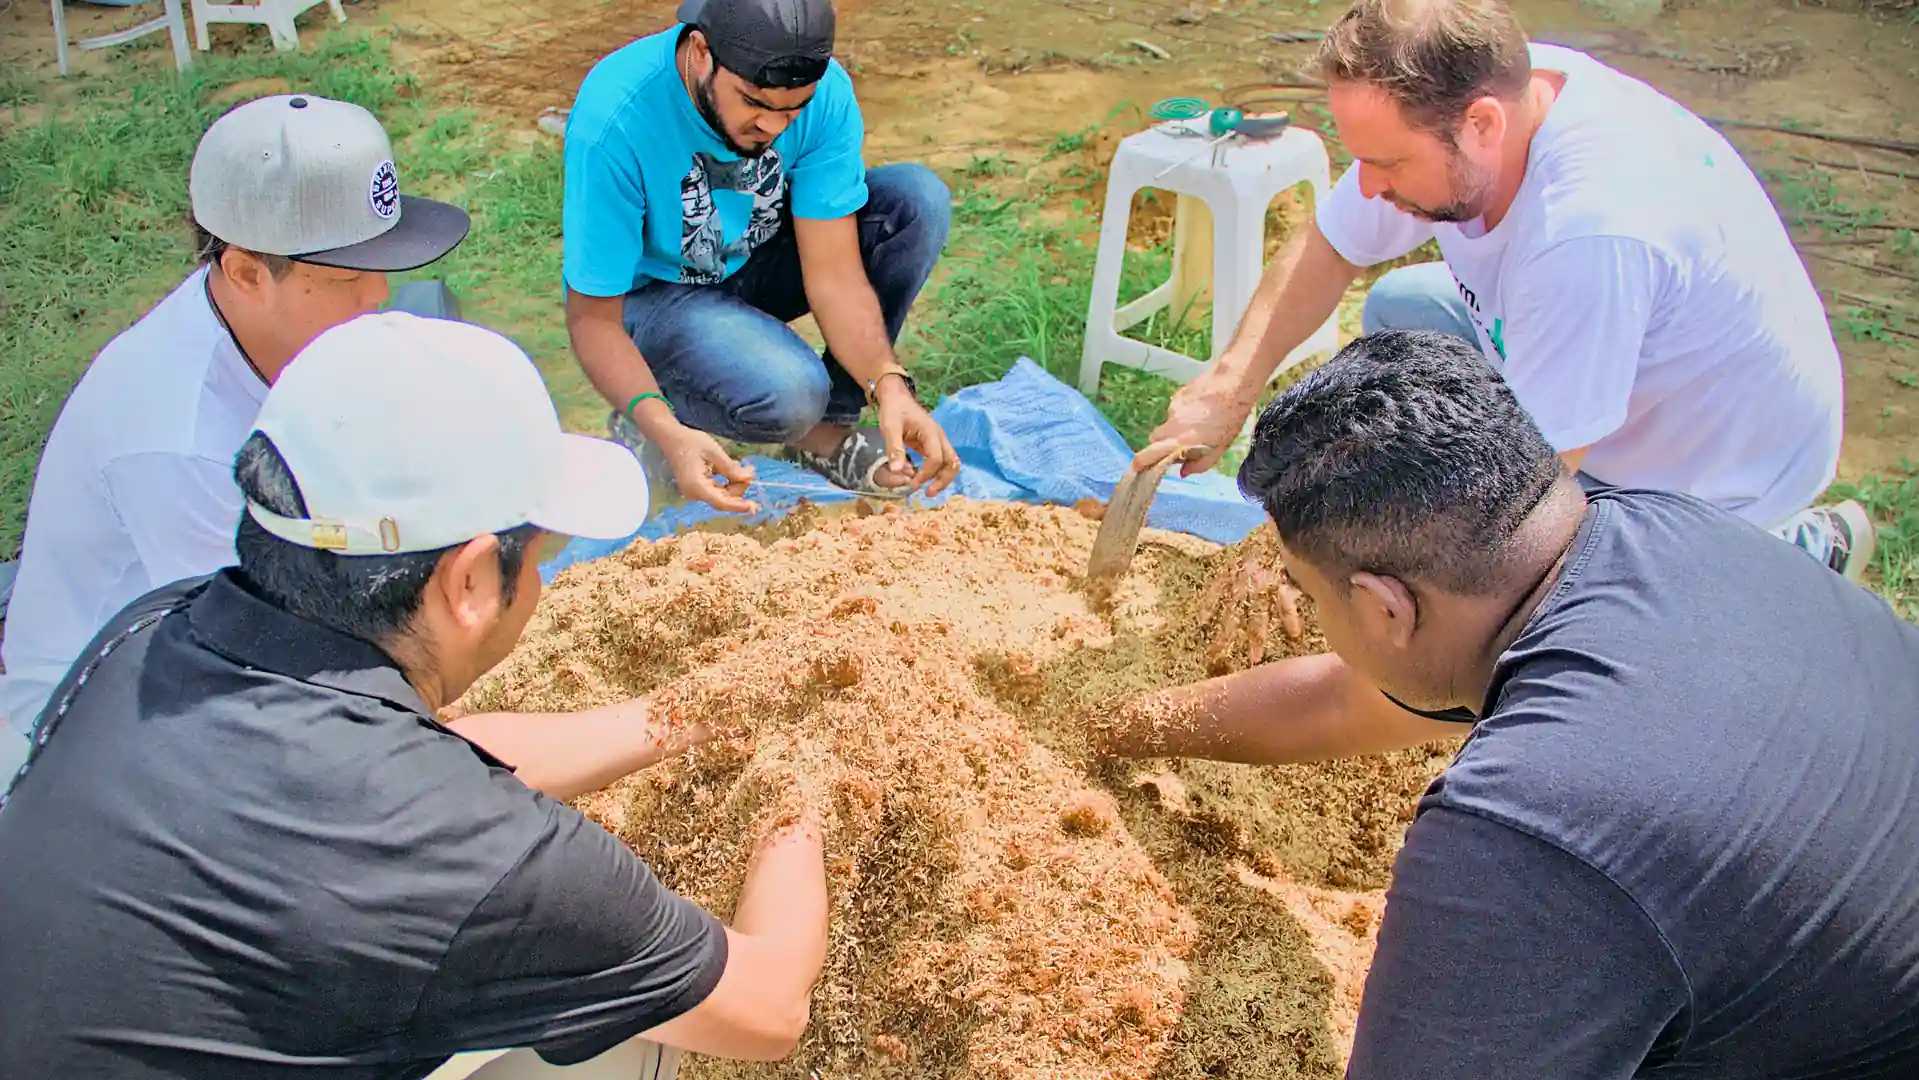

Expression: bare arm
xmin=1138 ymin=223 xmax=1362 ymax=475
xmin=640 ymin=820 xmax=830 ymax=1060
xmin=1099 ymin=652 xmax=1461 ymax=765
xmin=447 ymin=699 xmax=711 ymax=802
xmin=564 ymin=288 xmax=756 ymax=512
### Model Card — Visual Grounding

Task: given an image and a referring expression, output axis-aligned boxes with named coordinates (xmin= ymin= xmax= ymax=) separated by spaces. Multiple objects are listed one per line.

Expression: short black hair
xmin=192 ymin=220 xmax=294 ymax=279
xmin=232 ymin=432 xmax=539 ymax=646
xmin=1237 ymin=329 xmax=1562 ymax=594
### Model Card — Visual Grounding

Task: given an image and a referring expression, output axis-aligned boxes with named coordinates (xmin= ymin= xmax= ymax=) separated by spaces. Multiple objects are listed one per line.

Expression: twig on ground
xmin=1706 ymin=117 xmax=1919 ymax=157
xmin=1127 ymin=39 xmax=1172 ymax=60
xmin=1806 ymin=250 xmax=1919 ymax=285
xmin=1792 ymin=155 xmax=1917 ymax=181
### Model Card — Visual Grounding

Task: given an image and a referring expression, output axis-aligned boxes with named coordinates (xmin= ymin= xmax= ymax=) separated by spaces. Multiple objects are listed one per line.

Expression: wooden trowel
xmin=1086 ymin=445 xmax=1208 ymax=582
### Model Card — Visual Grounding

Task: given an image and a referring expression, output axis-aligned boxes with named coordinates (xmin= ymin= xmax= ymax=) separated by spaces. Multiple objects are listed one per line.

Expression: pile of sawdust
xmin=458 ymin=499 xmax=1455 ymax=1078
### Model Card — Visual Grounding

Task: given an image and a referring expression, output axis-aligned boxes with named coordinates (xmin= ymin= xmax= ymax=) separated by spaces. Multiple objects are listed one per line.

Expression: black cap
xmin=677 ymin=0 xmax=835 ymax=88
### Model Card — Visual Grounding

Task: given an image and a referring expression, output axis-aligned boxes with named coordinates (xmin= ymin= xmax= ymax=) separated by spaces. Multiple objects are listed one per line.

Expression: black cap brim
xmin=294 ymin=195 xmax=471 ymax=273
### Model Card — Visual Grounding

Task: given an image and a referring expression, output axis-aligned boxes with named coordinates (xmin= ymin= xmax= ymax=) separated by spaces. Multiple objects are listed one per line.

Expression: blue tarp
xmin=541 ymin=358 xmax=1266 ymax=581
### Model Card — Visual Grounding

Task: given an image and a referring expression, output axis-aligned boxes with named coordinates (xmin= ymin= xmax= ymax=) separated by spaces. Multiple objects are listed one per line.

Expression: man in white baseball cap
xmin=0 ymin=313 xmax=829 ymax=1078
xmin=1 ymin=94 xmax=471 ymax=769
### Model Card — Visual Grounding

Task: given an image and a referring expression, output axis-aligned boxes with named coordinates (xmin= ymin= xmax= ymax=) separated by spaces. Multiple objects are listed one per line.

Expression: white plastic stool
xmin=50 ymin=0 xmax=193 ymax=76
xmin=189 ymin=0 xmax=345 ymax=52
xmin=1078 ymin=120 xmax=1339 ymax=400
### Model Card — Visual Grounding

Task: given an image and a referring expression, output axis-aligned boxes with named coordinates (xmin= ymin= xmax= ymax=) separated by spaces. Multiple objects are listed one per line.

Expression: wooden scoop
xmin=1086 ymin=445 xmax=1207 ymax=581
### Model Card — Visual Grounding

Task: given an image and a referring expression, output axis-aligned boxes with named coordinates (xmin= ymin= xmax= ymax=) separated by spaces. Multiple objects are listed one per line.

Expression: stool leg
xmin=190 ymin=0 xmax=211 ymax=51
xmin=1169 ymin=194 xmax=1213 ymax=333
xmin=1209 ymin=191 xmax=1267 ymax=365
xmin=163 ymin=0 xmax=192 ymax=70
xmin=1079 ymin=176 xmax=1139 ymax=397
xmin=51 ymin=0 xmax=72 ymax=76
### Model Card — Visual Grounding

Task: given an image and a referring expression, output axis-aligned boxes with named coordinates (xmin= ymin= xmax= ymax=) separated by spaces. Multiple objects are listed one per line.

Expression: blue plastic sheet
xmin=541 ymin=358 xmax=1266 ymax=582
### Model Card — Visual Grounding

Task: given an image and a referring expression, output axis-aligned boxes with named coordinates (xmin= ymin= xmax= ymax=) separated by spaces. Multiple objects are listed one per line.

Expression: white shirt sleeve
xmin=101 ymin=452 xmax=243 ymax=593
xmin=1314 ymin=163 xmax=1435 ymax=267
xmin=1497 ymin=236 xmax=1661 ymax=453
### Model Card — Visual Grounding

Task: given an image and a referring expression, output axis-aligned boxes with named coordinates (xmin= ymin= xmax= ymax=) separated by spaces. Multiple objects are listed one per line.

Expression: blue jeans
xmin=621 ymin=163 xmax=951 ymax=444
xmin=1361 ymin=261 xmax=1478 ymax=343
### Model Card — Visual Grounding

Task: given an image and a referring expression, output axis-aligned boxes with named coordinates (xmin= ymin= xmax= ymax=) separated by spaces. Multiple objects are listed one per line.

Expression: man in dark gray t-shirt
xmin=1108 ymin=330 xmax=1919 ymax=1077
xmin=0 ymin=316 xmax=828 ymax=1077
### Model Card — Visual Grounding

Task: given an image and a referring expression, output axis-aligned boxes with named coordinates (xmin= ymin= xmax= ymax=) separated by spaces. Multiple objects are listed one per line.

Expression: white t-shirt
xmin=1 ymin=268 xmax=266 ymax=733
xmin=1317 ymin=44 xmax=1843 ymax=527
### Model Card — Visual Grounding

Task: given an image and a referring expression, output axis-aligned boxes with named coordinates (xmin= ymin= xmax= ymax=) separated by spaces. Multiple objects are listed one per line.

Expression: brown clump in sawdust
xmin=460 ymin=501 xmax=1455 ymax=1078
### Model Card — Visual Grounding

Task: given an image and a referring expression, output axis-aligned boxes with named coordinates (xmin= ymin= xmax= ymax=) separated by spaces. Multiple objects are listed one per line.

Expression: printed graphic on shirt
xmin=676 ymin=150 xmax=787 ymax=285
xmin=1451 ymin=271 xmax=1509 ymax=362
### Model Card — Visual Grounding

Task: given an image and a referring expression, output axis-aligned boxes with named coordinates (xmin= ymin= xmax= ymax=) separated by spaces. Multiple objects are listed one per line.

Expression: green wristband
xmin=625 ymin=391 xmax=670 ymax=421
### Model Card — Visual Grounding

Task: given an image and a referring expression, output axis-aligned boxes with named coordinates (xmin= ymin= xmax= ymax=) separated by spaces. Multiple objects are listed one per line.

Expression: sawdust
xmin=458 ymin=500 xmax=1456 ymax=1077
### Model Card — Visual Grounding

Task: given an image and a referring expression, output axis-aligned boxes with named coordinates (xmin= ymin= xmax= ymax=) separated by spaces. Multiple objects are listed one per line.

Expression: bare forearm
xmin=735 ymin=823 xmax=829 ymax=1004
xmin=804 ymin=269 xmax=895 ymax=386
xmin=565 ymin=292 xmax=680 ymax=442
xmin=449 ymin=700 xmax=704 ymax=801
xmin=1100 ymin=652 xmax=1457 ymax=765
xmin=1217 ymin=224 xmax=1360 ymax=389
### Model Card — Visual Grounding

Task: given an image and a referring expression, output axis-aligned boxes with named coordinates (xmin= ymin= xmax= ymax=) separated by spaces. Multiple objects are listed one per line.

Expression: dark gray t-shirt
xmin=1353 ymin=489 xmax=1919 ymax=1078
xmin=0 ymin=571 xmax=727 ymax=1078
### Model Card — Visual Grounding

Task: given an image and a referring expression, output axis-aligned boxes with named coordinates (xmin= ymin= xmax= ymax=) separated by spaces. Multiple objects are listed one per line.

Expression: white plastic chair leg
xmin=50 ymin=0 xmax=72 ymax=76
xmin=1079 ymin=174 xmax=1140 ymax=397
xmin=191 ymin=0 xmax=213 ymax=50
xmin=327 ymin=0 xmax=346 ymax=23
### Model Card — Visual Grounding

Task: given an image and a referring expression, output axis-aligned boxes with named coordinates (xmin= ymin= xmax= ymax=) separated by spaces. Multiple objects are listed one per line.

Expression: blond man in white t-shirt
xmin=1141 ymin=0 xmax=1869 ymax=576
xmin=0 ymin=95 xmax=470 ymax=767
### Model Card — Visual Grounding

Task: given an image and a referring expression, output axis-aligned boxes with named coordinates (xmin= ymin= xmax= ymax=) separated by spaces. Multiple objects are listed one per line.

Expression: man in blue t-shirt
xmin=562 ymin=0 xmax=957 ymax=512
xmin=1106 ymin=330 xmax=1919 ymax=1077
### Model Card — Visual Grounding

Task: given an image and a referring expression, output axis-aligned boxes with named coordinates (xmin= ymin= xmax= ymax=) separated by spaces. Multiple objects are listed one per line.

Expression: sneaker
xmin=1799 ymin=500 xmax=1878 ymax=582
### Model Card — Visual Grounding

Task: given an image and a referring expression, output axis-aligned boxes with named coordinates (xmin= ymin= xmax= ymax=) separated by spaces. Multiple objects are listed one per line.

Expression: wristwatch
xmin=864 ymin=364 xmax=917 ymax=406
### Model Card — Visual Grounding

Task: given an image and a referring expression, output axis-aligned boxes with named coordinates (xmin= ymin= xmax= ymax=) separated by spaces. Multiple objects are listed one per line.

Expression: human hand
xmin=1193 ymin=525 xmax=1305 ymax=674
xmin=1134 ymin=361 xmax=1259 ymax=477
xmin=874 ymin=380 xmax=960 ymax=497
xmin=660 ymin=423 xmax=759 ymax=514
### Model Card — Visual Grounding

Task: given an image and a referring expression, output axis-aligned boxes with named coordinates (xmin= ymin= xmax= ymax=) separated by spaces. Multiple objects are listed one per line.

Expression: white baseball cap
xmin=191 ymin=94 xmax=469 ymax=271
xmin=247 ymin=313 xmax=648 ymax=555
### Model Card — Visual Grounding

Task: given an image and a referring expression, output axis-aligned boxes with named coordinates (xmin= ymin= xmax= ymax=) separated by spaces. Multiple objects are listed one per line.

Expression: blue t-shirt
xmin=1352 ymin=488 xmax=1919 ymax=1078
xmin=562 ymin=26 xmax=869 ymax=295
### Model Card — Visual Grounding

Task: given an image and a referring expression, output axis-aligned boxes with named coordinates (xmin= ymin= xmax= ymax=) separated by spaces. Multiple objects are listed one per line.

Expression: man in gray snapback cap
xmin=0 ymin=94 xmax=470 ymax=760
xmin=563 ymin=0 xmax=958 ymax=514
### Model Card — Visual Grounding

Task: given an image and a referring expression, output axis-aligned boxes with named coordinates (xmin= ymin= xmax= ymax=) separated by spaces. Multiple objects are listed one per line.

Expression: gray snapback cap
xmin=189 ymin=95 xmax=470 ymax=272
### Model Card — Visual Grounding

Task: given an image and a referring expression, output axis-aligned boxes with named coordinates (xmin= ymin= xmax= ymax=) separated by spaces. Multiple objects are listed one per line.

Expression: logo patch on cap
xmin=368 ymin=160 xmax=399 ymax=220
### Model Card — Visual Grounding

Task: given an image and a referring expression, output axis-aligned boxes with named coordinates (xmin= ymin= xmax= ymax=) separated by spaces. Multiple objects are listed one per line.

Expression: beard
xmin=1389 ymin=148 xmax=1494 ymax=224
xmin=694 ymin=69 xmax=771 ymax=158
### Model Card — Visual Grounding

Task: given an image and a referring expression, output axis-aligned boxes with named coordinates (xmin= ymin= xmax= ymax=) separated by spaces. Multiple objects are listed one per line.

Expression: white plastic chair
xmin=49 ymin=0 xmax=193 ymax=76
xmin=188 ymin=0 xmax=345 ymax=52
xmin=1078 ymin=119 xmax=1338 ymax=402
xmin=428 ymin=1039 xmax=682 ymax=1080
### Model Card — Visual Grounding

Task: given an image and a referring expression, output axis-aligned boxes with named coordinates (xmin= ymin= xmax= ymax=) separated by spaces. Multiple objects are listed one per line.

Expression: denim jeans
xmin=1360 ymin=261 xmax=1478 ymax=343
xmin=1368 ymin=262 xmax=1841 ymax=563
xmin=620 ymin=163 xmax=951 ymax=444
